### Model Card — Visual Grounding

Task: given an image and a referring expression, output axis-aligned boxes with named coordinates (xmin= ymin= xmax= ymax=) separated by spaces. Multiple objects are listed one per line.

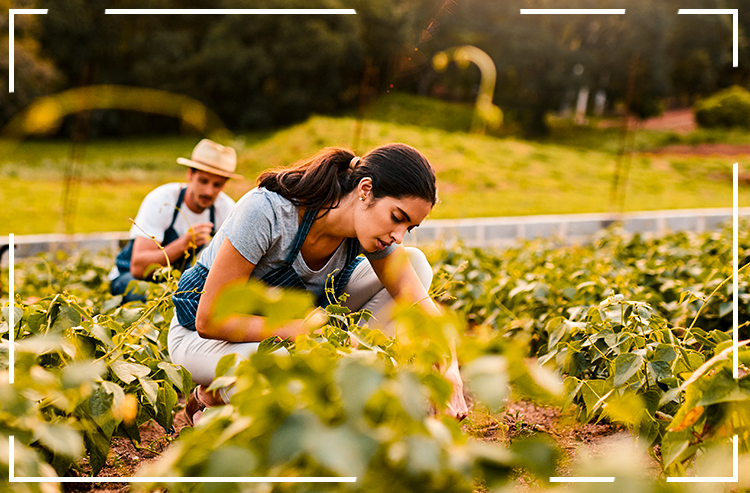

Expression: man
xmin=110 ymin=139 xmax=243 ymax=301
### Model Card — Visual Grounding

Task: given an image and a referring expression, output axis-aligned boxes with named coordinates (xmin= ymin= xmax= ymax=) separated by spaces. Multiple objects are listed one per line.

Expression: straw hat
xmin=177 ymin=139 xmax=244 ymax=180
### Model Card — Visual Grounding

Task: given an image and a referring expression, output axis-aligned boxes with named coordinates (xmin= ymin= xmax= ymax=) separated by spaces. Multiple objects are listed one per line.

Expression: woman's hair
xmin=257 ymin=143 xmax=437 ymax=212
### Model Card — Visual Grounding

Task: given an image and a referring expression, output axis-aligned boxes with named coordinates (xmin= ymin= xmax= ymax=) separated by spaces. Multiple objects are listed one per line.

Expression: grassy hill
xmin=2 ymin=94 xmax=749 ymax=235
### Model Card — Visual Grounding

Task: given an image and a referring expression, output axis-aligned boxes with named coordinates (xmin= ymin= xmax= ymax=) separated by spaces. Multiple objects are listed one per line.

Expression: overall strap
xmin=282 ymin=208 xmax=318 ymax=266
xmin=162 ymin=187 xmax=187 ymax=247
xmin=330 ymin=238 xmax=365 ymax=302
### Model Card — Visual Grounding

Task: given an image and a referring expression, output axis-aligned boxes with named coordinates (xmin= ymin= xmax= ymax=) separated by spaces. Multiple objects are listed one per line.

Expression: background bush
xmin=694 ymin=85 xmax=750 ymax=129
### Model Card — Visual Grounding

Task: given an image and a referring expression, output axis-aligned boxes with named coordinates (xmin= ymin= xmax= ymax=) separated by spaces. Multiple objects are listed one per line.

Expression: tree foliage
xmin=4 ymin=0 xmax=749 ymax=136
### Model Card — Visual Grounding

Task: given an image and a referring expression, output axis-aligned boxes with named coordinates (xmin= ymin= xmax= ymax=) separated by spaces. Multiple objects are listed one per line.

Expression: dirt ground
xmin=61 ymin=396 xmax=643 ymax=492
xmin=63 ymin=407 xmax=192 ymax=493
xmin=604 ymin=108 xmax=750 ymax=155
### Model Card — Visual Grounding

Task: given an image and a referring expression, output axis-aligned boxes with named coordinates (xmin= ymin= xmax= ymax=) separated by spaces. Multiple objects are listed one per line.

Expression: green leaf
xmin=647 ymin=361 xmax=672 ymax=383
xmin=34 ymin=422 xmax=83 ymax=458
xmin=211 ymin=279 xmax=314 ymax=330
xmin=394 ymin=372 xmax=430 ymax=420
xmin=561 ymin=286 xmax=577 ymax=301
xmin=306 ymin=425 xmax=378 ymax=478
xmin=61 ymin=361 xmax=106 ymax=389
xmin=89 ymin=324 xmax=115 ymax=348
xmin=117 ymin=307 xmax=143 ymax=327
xmin=110 ymin=360 xmax=151 ymax=384
xmin=613 ymin=353 xmax=644 ymax=388
xmin=206 ymin=376 xmax=237 ymax=393
xmin=510 ymin=435 xmax=560 ymax=480
xmin=86 ymin=385 xmax=120 ymax=439
xmin=464 ymin=355 xmax=510 ymax=411
xmin=84 ymin=429 xmax=111 ymax=475
xmin=649 ymin=344 xmax=677 ymax=363
xmin=101 ymin=380 xmax=126 ymax=408
xmin=155 ymin=384 xmax=177 ymax=431
xmin=204 ymin=446 xmax=258 ymax=477
xmin=214 ymin=353 xmax=239 ymax=378
xmin=257 ymin=336 xmax=292 ymax=355
xmin=403 ymin=436 xmax=442 ymax=476
xmin=335 ymin=356 xmax=385 ymax=417
xmin=268 ymin=412 xmax=317 ymax=465
xmin=603 ymin=391 xmax=644 ymax=426
xmin=1 ymin=306 xmax=23 ymax=331
xmin=546 ymin=317 xmax=567 ymax=351
xmin=580 ymin=379 xmax=610 ymax=417
xmin=674 ymin=350 xmax=705 ymax=375
xmin=719 ymin=301 xmax=732 ymax=318
xmin=660 ymin=429 xmax=693 ymax=468
xmin=157 ymin=362 xmax=184 ymax=391
xmin=138 ymin=376 xmax=159 ymax=408
xmin=697 ymin=367 xmax=746 ymax=406
xmin=101 ymin=296 xmax=122 ymax=315
xmin=50 ymin=303 xmax=82 ymax=332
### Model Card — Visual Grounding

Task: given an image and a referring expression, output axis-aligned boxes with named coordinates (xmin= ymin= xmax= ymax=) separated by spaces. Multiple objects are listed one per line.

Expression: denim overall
xmin=111 ymin=187 xmax=215 ymax=301
xmin=173 ymin=208 xmax=364 ymax=331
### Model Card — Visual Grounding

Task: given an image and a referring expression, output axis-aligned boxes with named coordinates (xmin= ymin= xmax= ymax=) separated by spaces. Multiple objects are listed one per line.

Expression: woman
xmin=168 ymin=143 xmax=468 ymax=424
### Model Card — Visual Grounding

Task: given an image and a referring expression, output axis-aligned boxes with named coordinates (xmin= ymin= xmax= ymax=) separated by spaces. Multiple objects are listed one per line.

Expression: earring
xmin=359 ymin=195 xmax=365 ymax=201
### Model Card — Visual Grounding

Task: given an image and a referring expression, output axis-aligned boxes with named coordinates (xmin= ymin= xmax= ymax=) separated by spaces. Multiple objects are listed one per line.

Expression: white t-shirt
xmin=109 ymin=183 xmax=235 ymax=280
xmin=129 ymin=182 xmax=235 ymax=242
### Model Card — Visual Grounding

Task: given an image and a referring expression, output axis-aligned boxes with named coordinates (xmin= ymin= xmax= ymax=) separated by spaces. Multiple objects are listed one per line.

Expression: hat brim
xmin=177 ymin=158 xmax=244 ymax=180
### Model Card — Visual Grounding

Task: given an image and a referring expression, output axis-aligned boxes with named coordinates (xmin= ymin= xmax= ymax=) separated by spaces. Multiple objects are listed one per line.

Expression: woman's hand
xmin=443 ymin=359 xmax=469 ymax=421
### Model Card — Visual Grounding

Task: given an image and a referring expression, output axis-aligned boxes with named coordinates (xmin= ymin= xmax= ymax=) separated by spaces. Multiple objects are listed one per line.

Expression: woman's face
xmin=356 ymin=194 xmax=433 ymax=253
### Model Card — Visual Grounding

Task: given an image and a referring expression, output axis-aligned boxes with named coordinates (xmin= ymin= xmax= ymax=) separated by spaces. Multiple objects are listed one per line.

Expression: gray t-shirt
xmin=197 ymin=187 xmax=396 ymax=301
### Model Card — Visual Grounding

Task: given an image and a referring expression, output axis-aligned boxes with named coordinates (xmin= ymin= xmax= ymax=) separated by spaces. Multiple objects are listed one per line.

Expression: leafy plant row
xmin=431 ymin=225 xmax=750 ymax=475
xmin=2 ymin=251 xmax=188 ymax=489
xmin=2 ymin=225 xmax=749 ymax=490
xmin=1 ymin=251 xmax=569 ymax=492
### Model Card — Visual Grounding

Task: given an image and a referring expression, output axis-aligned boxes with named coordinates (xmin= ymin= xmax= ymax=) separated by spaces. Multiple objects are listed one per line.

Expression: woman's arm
xmin=194 ymin=239 xmax=311 ymax=342
xmin=369 ymin=245 xmax=469 ymax=420
xmin=368 ymin=245 xmax=438 ymax=317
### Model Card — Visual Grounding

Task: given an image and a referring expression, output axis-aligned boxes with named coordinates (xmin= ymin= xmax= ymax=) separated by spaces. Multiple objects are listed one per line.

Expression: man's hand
xmin=186 ymin=222 xmax=214 ymax=248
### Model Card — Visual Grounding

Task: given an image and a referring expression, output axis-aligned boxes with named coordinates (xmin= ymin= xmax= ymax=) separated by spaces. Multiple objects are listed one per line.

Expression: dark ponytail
xmin=258 ymin=143 xmax=437 ymax=212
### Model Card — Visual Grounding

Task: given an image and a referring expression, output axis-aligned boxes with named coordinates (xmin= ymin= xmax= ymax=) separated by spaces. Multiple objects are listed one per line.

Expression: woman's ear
xmin=357 ymin=177 xmax=373 ymax=199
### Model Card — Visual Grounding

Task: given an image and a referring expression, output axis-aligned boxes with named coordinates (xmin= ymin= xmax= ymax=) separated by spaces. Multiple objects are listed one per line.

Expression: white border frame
xmin=5 ymin=5 xmax=744 ymax=486
xmin=678 ymin=9 xmax=739 ymax=67
xmin=7 ymin=9 xmax=49 ymax=93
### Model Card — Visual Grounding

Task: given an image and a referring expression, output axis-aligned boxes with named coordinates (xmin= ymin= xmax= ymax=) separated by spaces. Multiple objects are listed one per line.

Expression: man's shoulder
xmin=143 ymin=182 xmax=184 ymax=205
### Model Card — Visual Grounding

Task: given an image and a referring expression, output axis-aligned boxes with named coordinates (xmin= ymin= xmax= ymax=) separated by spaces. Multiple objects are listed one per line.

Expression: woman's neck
xmin=307 ymin=194 xmax=357 ymax=241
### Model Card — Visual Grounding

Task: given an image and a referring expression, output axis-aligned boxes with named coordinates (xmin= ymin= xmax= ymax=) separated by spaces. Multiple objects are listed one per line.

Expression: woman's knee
xmin=404 ymin=247 xmax=432 ymax=290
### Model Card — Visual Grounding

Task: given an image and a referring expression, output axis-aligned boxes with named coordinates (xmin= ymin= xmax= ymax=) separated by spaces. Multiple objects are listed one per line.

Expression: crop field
xmin=3 ymin=94 xmax=750 ymax=235
xmin=1 ymin=224 xmax=748 ymax=492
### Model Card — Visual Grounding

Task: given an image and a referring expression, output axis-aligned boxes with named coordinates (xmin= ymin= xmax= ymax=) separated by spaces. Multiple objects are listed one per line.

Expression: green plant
xmin=695 ymin=85 xmax=750 ymax=129
xmin=2 ymin=252 xmax=189 ymax=477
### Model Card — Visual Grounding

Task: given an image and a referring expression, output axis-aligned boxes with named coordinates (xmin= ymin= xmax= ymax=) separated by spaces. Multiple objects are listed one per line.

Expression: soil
xmin=604 ymin=108 xmax=750 ymax=156
xmin=60 ymin=394 xmax=660 ymax=492
xmin=62 ymin=407 xmax=192 ymax=493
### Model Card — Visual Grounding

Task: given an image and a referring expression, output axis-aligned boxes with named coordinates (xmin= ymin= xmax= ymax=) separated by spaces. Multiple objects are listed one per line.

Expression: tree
xmin=1 ymin=0 xmax=62 ymax=124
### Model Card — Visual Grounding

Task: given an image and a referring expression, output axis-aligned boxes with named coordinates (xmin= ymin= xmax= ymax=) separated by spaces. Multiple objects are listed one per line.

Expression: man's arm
xmin=129 ymin=222 xmax=213 ymax=279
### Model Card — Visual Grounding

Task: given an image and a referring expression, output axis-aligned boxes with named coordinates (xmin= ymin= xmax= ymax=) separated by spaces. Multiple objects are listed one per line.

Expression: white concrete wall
xmin=1 ymin=208 xmax=746 ymax=266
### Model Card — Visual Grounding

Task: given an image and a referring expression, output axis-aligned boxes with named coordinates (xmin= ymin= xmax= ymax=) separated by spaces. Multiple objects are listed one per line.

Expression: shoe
xmin=185 ymin=386 xmax=209 ymax=426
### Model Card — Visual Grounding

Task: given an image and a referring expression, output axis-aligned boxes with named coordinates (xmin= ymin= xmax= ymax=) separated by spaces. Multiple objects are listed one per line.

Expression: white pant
xmin=167 ymin=247 xmax=432 ymax=391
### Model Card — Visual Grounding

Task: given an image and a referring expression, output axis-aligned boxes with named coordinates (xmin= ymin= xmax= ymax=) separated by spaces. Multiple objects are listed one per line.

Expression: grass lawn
xmin=3 ymin=94 xmax=749 ymax=235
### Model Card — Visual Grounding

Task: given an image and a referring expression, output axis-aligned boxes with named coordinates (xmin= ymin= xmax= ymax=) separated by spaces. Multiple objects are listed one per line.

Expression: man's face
xmin=185 ymin=169 xmax=229 ymax=213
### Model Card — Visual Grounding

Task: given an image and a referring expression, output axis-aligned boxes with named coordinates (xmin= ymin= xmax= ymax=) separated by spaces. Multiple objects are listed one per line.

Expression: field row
xmin=1 ymin=225 xmax=748 ymax=491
